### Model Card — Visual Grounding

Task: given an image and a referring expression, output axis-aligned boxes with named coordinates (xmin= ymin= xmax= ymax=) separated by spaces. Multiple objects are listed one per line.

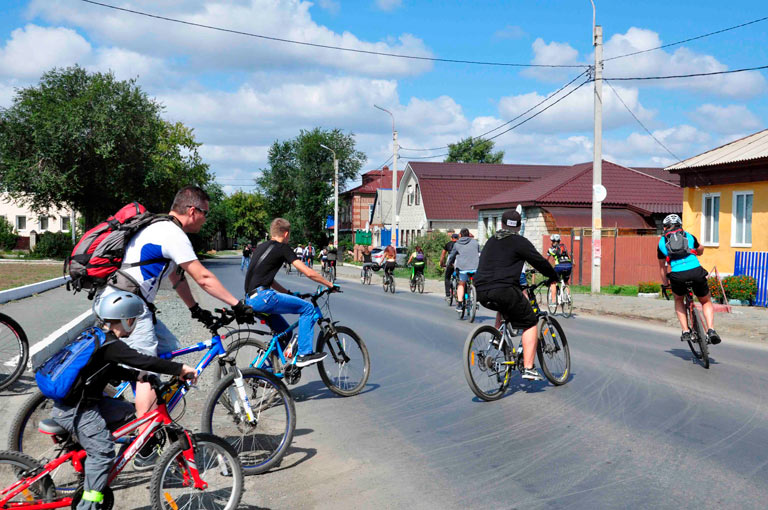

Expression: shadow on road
xmin=267 ymin=444 xmax=317 ymax=474
xmin=469 ymin=378 xmax=550 ymax=403
xmin=291 ymin=380 xmax=380 ymax=402
xmin=666 ymin=348 xmax=719 ymax=365
xmin=0 ymin=374 xmax=37 ymax=396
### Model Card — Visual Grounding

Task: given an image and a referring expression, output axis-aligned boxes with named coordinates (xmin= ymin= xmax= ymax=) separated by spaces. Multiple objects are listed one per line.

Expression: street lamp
xmin=373 ymin=104 xmax=398 ymax=247
xmin=320 ymin=143 xmax=339 ymax=248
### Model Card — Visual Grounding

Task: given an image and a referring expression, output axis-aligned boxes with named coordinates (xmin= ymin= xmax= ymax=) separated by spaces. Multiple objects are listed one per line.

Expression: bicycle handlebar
xmin=210 ymin=308 xmax=238 ymax=332
xmin=295 ymin=286 xmax=341 ymax=301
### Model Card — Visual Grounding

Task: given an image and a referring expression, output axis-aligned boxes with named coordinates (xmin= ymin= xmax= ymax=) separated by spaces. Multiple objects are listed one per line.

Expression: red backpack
xmin=65 ymin=203 xmax=178 ymax=298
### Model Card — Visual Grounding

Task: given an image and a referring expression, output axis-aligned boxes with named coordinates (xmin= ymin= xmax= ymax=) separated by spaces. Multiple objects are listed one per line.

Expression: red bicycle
xmin=0 ymin=377 xmax=243 ymax=509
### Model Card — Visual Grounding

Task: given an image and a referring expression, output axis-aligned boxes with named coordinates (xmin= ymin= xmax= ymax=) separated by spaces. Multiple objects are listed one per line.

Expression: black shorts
xmin=668 ymin=266 xmax=709 ymax=297
xmin=477 ymin=286 xmax=538 ymax=330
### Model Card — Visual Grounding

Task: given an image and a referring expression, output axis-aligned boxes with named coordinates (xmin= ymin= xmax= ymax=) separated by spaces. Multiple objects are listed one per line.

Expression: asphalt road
xmin=2 ymin=257 xmax=767 ymax=509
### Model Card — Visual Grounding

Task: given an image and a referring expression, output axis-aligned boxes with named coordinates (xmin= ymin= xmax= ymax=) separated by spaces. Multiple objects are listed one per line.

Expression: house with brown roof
xmin=339 ymin=166 xmax=403 ymax=234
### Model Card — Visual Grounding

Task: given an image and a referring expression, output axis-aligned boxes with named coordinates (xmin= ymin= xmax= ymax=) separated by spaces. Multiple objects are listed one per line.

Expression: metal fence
xmin=734 ymin=251 xmax=768 ymax=307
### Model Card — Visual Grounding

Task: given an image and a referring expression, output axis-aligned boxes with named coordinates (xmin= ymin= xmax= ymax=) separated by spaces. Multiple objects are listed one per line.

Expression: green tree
xmin=194 ymin=183 xmax=231 ymax=252
xmin=0 ymin=217 xmax=17 ymax=250
xmin=0 ymin=65 xmax=212 ymax=228
xmin=259 ymin=128 xmax=366 ymax=246
xmin=445 ymin=136 xmax=504 ymax=164
xmin=226 ymin=190 xmax=268 ymax=242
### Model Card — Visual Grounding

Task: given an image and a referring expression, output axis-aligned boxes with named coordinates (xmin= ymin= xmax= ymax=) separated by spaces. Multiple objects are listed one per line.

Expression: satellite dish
xmin=593 ymin=184 xmax=607 ymax=202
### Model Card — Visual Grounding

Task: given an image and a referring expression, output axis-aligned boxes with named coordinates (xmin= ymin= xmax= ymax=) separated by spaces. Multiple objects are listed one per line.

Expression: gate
xmin=734 ymin=251 xmax=768 ymax=307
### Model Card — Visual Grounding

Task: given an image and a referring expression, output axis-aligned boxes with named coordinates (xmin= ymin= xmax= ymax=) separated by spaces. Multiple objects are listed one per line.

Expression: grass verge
xmin=0 ymin=263 xmax=63 ymax=291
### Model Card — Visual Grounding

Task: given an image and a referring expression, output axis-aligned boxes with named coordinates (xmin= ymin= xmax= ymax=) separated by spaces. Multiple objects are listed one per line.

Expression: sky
xmin=0 ymin=0 xmax=766 ymax=193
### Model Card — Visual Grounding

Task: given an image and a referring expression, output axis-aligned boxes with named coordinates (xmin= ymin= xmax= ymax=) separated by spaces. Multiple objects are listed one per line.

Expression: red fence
xmin=543 ymin=232 xmax=661 ymax=286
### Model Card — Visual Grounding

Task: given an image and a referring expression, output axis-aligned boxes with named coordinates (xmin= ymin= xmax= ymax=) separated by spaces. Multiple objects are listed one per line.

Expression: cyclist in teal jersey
xmin=657 ymin=214 xmax=721 ymax=345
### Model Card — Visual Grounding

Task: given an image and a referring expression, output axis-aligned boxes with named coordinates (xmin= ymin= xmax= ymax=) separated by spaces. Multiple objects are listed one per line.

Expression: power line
xmin=604 ymin=80 xmax=681 ymax=163
xmin=603 ymin=64 xmax=768 ymax=81
xmin=403 ymin=153 xmax=449 ymax=160
xmin=81 ymin=0 xmax=587 ymax=69
xmin=605 ymin=15 xmax=768 ymax=62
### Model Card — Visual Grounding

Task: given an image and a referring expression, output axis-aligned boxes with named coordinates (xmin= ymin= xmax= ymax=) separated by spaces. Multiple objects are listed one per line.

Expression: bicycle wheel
xmin=389 ymin=276 xmax=396 ymax=293
xmin=463 ymin=325 xmax=513 ymax=401
xmin=468 ymin=285 xmax=478 ymax=323
xmin=417 ymin=275 xmax=424 ymax=294
xmin=537 ymin=316 xmax=571 ymax=385
xmin=546 ymin=285 xmax=558 ymax=314
xmin=409 ymin=277 xmax=416 ymax=292
xmin=382 ymin=275 xmax=388 ymax=292
xmin=0 ymin=450 xmax=56 ymax=504
xmin=366 ymin=270 xmax=372 ymax=285
xmin=316 ymin=326 xmax=370 ymax=397
xmin=151 ymin=433 xmax=243 ymax=510
xmin=215 ymin=334 xmax=277 ymax=381
xmin=561 ymin=286 xmax=573 ymax=318
xmin=689 ymin=308 xmax=710 ymax=369
xmin=201 ymin=368 xmax=295 ymax=475
xmin=331 ymin=266 xmax=336 ymax=283
xmin=0 ymin=313 xmax=29 ymax=391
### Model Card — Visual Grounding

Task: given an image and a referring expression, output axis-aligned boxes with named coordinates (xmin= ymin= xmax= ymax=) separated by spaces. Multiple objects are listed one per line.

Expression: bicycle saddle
xmin=38 ymin=419 xmax=67 ymax=436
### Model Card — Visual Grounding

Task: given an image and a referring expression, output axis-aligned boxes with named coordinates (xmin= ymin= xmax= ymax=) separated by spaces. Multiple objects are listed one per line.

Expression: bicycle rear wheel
xmin=201 ymin=368 xmax=295 ymax=475
xmin=464 ymin=325 xmax=513 ymax=401
xmin=316 ymin=326 xmax=370 ymax=396
xmin=0 ymin=450 xmax=56 ymax=504
xmin=216 ymin=334 xmax=278 ymax=381
xmin=468 ymin=285 xmax=478 ymax=323
xmin=409 ymin=277 xmax=416 ymax=292
xmin=0 ymin=313 xmax=29 ymax=391
xmin=389 ymin=276 xmax=395 ymax=293
xmin=417 ymin=275 xmax=424 ymax=294
xmin=382 ymin=276 xmax=388 ymax=292
xmin=151 ymin=433 xmax=243 ymax=510
xmin=537 ymin=316 xmax=571 ymax=385
xmin=689 ymin=308 xmax=710 ymax=369
xmin=561 ymin=286 xmax=573 ymax=318
xmin=546 ymin=285 xmax=558 ymax=315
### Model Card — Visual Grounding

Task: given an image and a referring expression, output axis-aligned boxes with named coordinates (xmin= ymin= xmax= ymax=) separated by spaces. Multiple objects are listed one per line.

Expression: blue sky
xmin=1 ymin=0 xmax=766 ymax=192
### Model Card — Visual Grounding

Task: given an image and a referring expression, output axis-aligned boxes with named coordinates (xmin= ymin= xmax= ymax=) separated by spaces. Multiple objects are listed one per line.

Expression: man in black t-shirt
xmin=440 ymin=232 xmax=459 ymax=300
xmin=244 ymin=218 xmax=337 ymax=367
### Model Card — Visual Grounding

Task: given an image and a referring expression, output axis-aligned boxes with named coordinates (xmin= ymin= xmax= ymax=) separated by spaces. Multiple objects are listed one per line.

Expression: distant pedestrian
xmin=241 ymin=243 xmax=253 ymax=271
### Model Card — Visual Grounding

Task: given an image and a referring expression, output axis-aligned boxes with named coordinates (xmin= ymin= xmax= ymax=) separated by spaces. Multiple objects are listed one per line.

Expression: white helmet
xmin=663 ymin=214 xmax=682 ymax=229
xmin=550 ymin=234 xmax=561 ymax=242
xmin=94 ymin=291 xmax=145 ymax=333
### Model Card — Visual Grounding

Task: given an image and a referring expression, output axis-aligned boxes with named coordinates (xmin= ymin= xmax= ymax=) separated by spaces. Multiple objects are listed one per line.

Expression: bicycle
xmin=10 ymin=310 xmax=294 ymax=477
xmin=446 ymin=270 xmax=458 ymax=306
xmin=463 ymin=278 xmax=571 ymax=401
xmin=662 ymin=283 xmax=710 ymax=369
xmin=284 ymin=261 xmax=292 ymax=275
xmin=382 ymin=268 xmax=395 ymax=294
xmin=409 ymin=268 xmax=425 ymax=294
xmin=456 ymin=271 xmax=478 ymax=323
xmin=546 ymin=274 xmax=573 ymax=318
xmin=0 ymin=312 xmax=29 ymax=391
xmin=361 ymin=264 xmax=373 ymax=285
xmin=0 ymin=376 xmax=243 ymax=510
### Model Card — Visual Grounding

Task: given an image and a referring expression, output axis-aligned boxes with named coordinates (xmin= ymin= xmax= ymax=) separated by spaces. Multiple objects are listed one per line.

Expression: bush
xmin=638 ymin=281 xmax=661 ymax=293
xmin=32 ymin=232 xmax=73 ymax=259
xmin=707 ymin=276 xmax=723 ymax=300
xmin=722 ymin=274 xmax=757 ymax=302
xmin=0 ymin=217 xmax=17 ymax=250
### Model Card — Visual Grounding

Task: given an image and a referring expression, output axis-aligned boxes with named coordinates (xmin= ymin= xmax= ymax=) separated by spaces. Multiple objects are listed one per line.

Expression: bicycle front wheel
xmin=316 ymin=326 xmax=370 ymax=397
xmin=689 ymin=308 xmax=710 ymax=369
xmin=537 ymin=317 xmax=571 ymax=385
xmin=463 ymin=325 xmax=512 ymax=401
xmin=215 ymin=334 xmax=277 ymax=381
xmin=201 ymin=368 xmax=295 ymax=475
xmin=0 ymin=313 xmax=29 ymax=391
xmin=0 ymin=450 xmax=56 ymax=504
xmin=151 ymin=433 xmax=243 ymax=510
xmin=561 ymin=286 xmax=573 ymax=318
xmin=468 ymin=285 xmax=478 ymax=323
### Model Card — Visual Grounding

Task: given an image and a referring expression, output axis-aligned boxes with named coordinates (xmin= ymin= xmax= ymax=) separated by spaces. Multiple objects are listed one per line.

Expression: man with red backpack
xmin=657 ymin=214 xmax=721 ymax=345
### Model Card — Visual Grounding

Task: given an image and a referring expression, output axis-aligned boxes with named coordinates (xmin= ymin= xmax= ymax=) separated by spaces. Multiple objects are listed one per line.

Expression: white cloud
xmin=494 ymin=25 xmax=526 ymax=40
xmin=375 ymin=0 xmax=402 ymax=11
xmin=522 ymin=38 xmax=583 ymax=82
xmin=689 ymin=104 xmax=762 ymax=134
xmin=88 ymin=47 xmax=166 ymax=84
xmin=0 ymin=82 xmax=17 ymax=108
xmin=317 ymin=0 xmax=340 ymax=14
xmin=200 ymin=145 xmax=269 ymax=164
xmin=30 ymin=0 xmax=431 ymax=77
xmin=0 ymin=24 xmax=90 ymax=79
xmin=605 ymin=124 xmax=711 ymax=166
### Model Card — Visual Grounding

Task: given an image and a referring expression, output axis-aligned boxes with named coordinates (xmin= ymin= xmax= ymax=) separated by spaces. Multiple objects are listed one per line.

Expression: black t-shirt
xmin=244 ymin=240 xmax=297 ymax=293
xmin=474 ymin=232 xmax=558 ymax=292
xmin=242 ymin=246 xmax=252 ymax=257
xmin=443 ymin=241 xmax=456 ymax=266
xmin=362 ymin=251 xmax=372 ymax=263
xmin=657 ymin=233 xmax=700 ymax=259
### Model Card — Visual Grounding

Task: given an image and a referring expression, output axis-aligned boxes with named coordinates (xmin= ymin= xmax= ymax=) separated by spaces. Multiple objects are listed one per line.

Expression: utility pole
xmin=591 ymin=0 xmax=603 ymax=293
xmin=374 ymin=104 xmax=398 ymax=247
xmin=319 ymin=144 xmax=339 ymax=248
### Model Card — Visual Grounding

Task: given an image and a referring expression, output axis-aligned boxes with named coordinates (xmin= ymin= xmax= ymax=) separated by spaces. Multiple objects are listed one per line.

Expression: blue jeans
xmin=246 ymin=289 xmax=317 ymax=356
xmin=241 ymin=256 xmax=250 ymax=271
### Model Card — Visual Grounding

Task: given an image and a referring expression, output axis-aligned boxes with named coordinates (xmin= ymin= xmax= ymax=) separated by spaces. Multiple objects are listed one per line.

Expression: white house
xmin=0 ymin=193 xmax=75 ymax=249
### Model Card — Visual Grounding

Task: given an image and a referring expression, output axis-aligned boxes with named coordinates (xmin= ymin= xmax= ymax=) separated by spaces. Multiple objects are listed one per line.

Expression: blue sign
xmin=325 ymin=215 xmax=334 ymax=229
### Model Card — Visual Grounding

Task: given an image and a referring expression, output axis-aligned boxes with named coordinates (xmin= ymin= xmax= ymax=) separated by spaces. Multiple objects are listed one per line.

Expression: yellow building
xmin=666 ymin=129 xmax=768 ymax=274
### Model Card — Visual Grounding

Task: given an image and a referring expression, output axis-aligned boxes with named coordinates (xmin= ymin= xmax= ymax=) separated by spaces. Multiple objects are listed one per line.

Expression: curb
xmin=30 ymin=310 xmax=95 ymax=370
xmin=0 ymin=276 xmax=70 ymax=305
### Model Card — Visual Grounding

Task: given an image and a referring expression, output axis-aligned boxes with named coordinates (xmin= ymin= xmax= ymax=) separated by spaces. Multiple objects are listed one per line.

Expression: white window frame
xmin=730 ymin=190 xmax=753 ymax=248
xmin=700 ymin=192 xmax=720 ymax=246
xmin=15 ymin=215 xmax=26 ymax=232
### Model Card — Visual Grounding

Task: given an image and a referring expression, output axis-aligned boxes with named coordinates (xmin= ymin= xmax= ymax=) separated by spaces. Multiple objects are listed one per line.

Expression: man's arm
xmin=439 ymin=249 xmax=448 ymax=267
xmin=520 ymin=240 xmax=557 ymax=281
xmin=658 ymin=258 xmax=669 ymax=286
xmin=293 ymin=259 xmax=334 ymax=288
xmin=179 ymin=259 xmax=239 ymax=306
xmin=447 ymin=245 xmax=458 ymax=266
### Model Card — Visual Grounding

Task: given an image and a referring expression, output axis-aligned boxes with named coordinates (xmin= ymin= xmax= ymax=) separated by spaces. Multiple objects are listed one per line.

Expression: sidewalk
xmin=335 ymin=262 xmax=767 ymax=343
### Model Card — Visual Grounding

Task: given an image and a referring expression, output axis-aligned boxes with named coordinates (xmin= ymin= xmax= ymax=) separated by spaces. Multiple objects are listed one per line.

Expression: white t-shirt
xmin=110 ymin=221 xmax=197 ymax=302
xmin=294 ymin=247 xmax=303 ymax=256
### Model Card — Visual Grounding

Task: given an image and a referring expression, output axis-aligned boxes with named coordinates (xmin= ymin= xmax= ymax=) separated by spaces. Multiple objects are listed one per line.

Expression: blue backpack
xmin=35 ymin=327 xmax=114 ymax=403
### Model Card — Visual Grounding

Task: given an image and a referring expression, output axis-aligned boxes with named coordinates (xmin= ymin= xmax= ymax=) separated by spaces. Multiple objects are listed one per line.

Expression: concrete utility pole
xmin=374 ymin=104 xmax=398 ymax=247
xmin=591 ymin=0 xmax=603 ymax=293
xmin=319 ymin=144 xmax=339 ymax=248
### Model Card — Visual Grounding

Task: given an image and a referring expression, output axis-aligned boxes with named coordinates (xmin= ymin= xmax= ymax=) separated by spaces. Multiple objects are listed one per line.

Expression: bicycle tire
xmin=0 ymin=313 xmax=29 ymax=391
xmin=546 ymin=285 xmax=558 ymax=315
xmin=151 ymin=433 xmax=243 ymax=510
xmin=389 ymin=276 xmax=396 ymax=293
xmin=331 ymin=266 xmax=336 ymax=283
xmin=365 ymin=269 xmax=372 ymax=285
xmin=562 ymin=286 xmax=573 ymax=318
xmin=417 ymin=275 xmax=424 ymax=294
xmin=409 ymin=277 xmax=416 ymax=292
xmin=463 ymin=325 xmax=512 ymax=401
xmin=316 ymin=326 xmax=371 ymax=397
xmin=382 ymin=275 xmax=388 ymax=292
xmin=448 ymin=286 xmax=455 ymax=307
xmin=0 ymin=450 xmax=56 ymax=504
xmin=468 ymin=285 xmax=478 ymax=323
xmin=201 ymin=368 xmax=295 ymax=475
xmin=536 ymin=316 xmax=571 ymax=385
xmin=690 ymin=308 xmax=710 ymax=369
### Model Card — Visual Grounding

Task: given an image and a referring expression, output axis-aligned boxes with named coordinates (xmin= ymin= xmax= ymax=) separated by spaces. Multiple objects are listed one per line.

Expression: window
xmin=15 ymin=216 xmax=26 ymax=231
xmin=39 ymin=216 xmax=49 ymax=231
xmin=732 ymin=191 xmax=753 ymax=246
xmin=701 ymin=193 xmax=719 ymax=245
xmin=61 ymin=215 xmax=71 ymax=231
xmin=415 ymin=184 xmax=420 ymax=205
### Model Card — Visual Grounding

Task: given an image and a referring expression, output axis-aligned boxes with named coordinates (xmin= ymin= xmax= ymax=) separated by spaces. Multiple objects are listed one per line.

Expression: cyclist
xmin=447 ymin=229 xmax=480 ymax=313
xmin=440 ymin=232 xmax=459 ymax=302
xmin=326 ymin=244 xmax=338 ymax=275
xmin=657 ymin=214 xmax=721 ymax=345
xmin=546 ymin=234 xmax=572 ymax=302
xmin=94 ymin=185 xmax=253 ymax=469
xmin=241 ymin=243 xmax=253 ymax=272
xmin=245 ymin=218 xmax=337 ymax=367
xmin=474 ymin=210 xmax=558 ymax=381
xmin=359 ymin=245 xmax=375 ymax=281
xmin=52 ymin=292 xmax=197 ymax=510
xmin=303 ymin=243 xmax=315 ymax=268
xmin=407 ymin=246 xmax=426 ymax=285
xmin=382 ymin=245 xmax=397 ymax=278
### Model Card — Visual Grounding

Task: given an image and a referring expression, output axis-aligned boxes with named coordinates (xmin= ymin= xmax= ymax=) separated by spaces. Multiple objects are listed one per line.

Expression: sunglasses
xmin=190 ymin=206 xmax=209 ymax=218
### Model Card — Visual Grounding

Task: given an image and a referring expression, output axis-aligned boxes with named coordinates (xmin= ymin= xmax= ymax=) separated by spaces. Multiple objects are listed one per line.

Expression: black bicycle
xmin=663 ymin=283 xmax=710 ymax=369
xmin=0 ymin=312 xmax=29 ymax=391
xmin=383 ymin=269 xmax=395 ymax=294
xmin=409 ymin=270 xmax=425 ymax=294
xmin=361 ymin=264 xmax=373 ymax=285
xmin=463 ymin=279 xmax=571 ymax=401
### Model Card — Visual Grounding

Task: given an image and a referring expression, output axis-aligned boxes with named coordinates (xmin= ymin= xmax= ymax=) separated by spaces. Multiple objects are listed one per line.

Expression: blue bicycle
xmin=215 ymin=286 xmax=371 ymax=398
xmin=10 ymin=309 xmax=295 ymax=478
